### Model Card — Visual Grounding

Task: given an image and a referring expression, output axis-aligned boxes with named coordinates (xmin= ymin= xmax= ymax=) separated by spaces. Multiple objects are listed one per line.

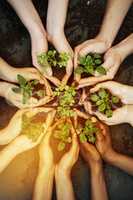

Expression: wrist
xmin=55 ymin=166 xmax=71 ymax=180
xmin=0 ymin=82 xmax=11 ymax=97
xmin=96 ymin=34 xmax=112 ymax=50
xmin=103 ymin=149 xmax=118 ymax=164
xmin=90 ymin=161 xmax=103 ymax=175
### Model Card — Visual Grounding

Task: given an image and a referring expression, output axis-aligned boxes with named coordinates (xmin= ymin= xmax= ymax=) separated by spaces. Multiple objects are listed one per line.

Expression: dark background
xmin=0 ymin=0 xmax=133 ymax=200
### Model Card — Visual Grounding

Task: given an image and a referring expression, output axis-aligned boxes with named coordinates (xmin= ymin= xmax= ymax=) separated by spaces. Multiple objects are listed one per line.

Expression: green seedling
xmin=54 ymin=122 xmax=72 ymax=151
xmin=21 ymin=113 xmax=44 ymax=142
xmin=75 ymin=53 xmax=106 ymax=76
xmin=79 ymin=118 xmax=99 ymax=144
xmin=37 ymin=50 xmax=70 ymax=70
xmin=12 ymin=74 xmax=45 ymax=104
xmin=90 ymin=88 xmax=121 ymax=118
xmin=54 ymin=85 xmax=76 ymax=117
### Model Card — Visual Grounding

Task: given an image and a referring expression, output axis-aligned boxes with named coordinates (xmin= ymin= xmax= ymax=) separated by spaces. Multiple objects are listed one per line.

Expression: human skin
xmin=80 ymin=142 xmax=108 ymax=200
xmin=47 ymin=0 xmax=73 ymax=84
xmin=95 ymin=123 xmax=133 ymax=176
xmin=74 ymin=0 xmax=132 ymax=85
xmin=32 ymin=110 xmax=56 ymax=200
xmin=7 ymin=0 xmax=52 ymax=75
xmin=0 ymin=108 xmax=55 ymax=174
xmin=84 ymin=81 xmax=133 ymax=126
xmin=55 ymin=124 xmax=79 ymax=200
xmin=77 ymin=34 xmax=133 ymax=88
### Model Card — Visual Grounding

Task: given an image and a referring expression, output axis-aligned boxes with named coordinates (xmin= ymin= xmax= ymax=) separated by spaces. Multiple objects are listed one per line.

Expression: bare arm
xmin=7 ymin=0 xmax=45 ymax=36
xmin=33 ymin=166 xmax=54 ymax=200
xmin=91 ymin=164 xmax=108 ymax=200
xmin=106 ymin=151 xmax=133 ymax=176
xmin=55 ymin=169 xmax=75 ymax=200
xmin=98 ymin=0 xmax=133 ymax=47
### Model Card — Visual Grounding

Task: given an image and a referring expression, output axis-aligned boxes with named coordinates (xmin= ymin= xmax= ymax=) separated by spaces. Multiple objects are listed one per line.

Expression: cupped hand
xmin=80 ymin=141 xmax=101 ymax=170
xmin=74 ymin=37 xmax=109 ymax=83
xmin=84 ymin=100 xmax=129 ymax=125
xmin=77 ymin=47 xmax=123 ymax=88
xmin=56 ymin=124 xmax=79 ymax=174
xmin=48 ymin=32 xmax=74 ymax=85
xmin=13 ymin=67 xmax=43 ymax=83
xmin=90 ymin=81 xmax=133 ymax=104
xmin=95 ymin=123 xmax=115 ymax=162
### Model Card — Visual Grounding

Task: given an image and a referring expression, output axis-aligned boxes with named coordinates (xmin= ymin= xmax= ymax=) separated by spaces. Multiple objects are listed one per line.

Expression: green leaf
xmin=98 ymin=103 xmax=106 ymax=112
xmin=96 ymin=99 xmax=104 ymax=106
xmin=58 ymin=142 xmax=66 ymax=151
xmin=94 ymin=59 xmax=102 ymax=65
xmin=98 ymin=89 xmax=107 ymax=99
xmin=79 ymin=133 xmax=87 ymax=143
xmin=75 ymin=66 xmax=84 ymax=74
xmin=12 ymin=87 xmax=21 ymax=94
xmin=105 ymin=110 xmax=113 ymax=118
xmin=93 ymin=53 xmax=101 ymax=59
xmin=36 ymin=90 xmax=45 ymax=98
xmin=90 ymin=94 xmax=99 ymax=102
xmin=84 ymin=65 xmax=94 ymax=75
xmin=112 ymin=96 xmax=119 ymax=104
xmin=17 ymin=74 xmax=27 ymax=86
xmin=96 ymin=66 xmax=106 ymax=75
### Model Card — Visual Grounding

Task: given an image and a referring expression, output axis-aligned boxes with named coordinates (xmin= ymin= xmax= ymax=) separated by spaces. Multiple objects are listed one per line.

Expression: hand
xmin=56 ymin=124 xmax=79 ymax=174
xmin=80 ymin=141 xmax=101 ymax=170
xmin=39 ymin=128 xmax=55 ymax=169
xmin=95 ymin=123 xmax=115 ymax=162
xmin=74 ymin=37 xmax=109 ymax=83
xmin=1 ymin=81 xmax=51 ymax=108
xmin=48 ymin=32 xmax=73 ymax=85
xmin=12 ymin=67 xmax=44 ymax=83
xmin=90 ymin=81 xmax=133 ymax=104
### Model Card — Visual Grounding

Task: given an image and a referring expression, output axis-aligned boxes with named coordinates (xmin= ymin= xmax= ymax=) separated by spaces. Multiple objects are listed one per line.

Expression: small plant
xmin=37 ymin=50 xmax=70 ymax=70
xmin=53 ymin=122 xmax=72 ymax=151
xmin=12 ymin=74 xmax=45 ymax=104
xmin=21 ymin=113 xmax=45 ymax=142
xmin=54 ymin=85 xmax=76 ymax=117
xmin=78 ymin=118 xmax=100 ymax=144
xmin=90 ymin=88 xmax=122 ymax=118
xmin=75 ymin=53 xmax=106 ymax=76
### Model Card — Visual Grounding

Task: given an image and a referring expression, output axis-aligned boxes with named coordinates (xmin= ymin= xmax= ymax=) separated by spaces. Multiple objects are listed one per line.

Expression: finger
xmin=83 ymin=101 xmax=93 ymax=115
xmin=90 ymin=82 xmax=106 ymax=93
xmin=70 ymin=126 xmax=79 ymax=158
xmin=78 ymin=75 xmax=108 ymax=89
xmin=98 ymin=122 xmax=109 ymax=137
xmin=96 ymin=130 xmax=105 ymax=142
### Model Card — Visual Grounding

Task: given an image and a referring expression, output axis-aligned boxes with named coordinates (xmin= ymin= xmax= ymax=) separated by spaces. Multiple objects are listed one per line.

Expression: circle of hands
xmin=0 ymin=37 xmax=132 ymax=200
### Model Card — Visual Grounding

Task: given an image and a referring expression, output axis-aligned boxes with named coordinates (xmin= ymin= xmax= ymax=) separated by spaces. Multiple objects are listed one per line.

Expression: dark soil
xmin=0 ymin=0 xmax=133 ymax=200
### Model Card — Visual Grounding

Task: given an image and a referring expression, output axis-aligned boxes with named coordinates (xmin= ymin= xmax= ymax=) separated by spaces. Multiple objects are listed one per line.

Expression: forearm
xmin=106 ymin=151 xmax=133 ymax=176
xmin=33 ymin=166 xmax=55 ymax=200
xmin=47 ymin=0 xmax=69 ymax=35
xmin=113 ymin=34 xmax=133 ymax=61
xmin=97 ymin=0 xmax=132 ymax=47
xmin=90 ymin=164 xmax=108 ymax=200
xmin=0 ymin=137 xmax=25 ymax=174
xmin=0 ymin=58 xmax=16 ymax=82
xmin=55 ymin=169 xmax=75 ymax=200
xmin=7 ymin=0 xmax=45 ymax=35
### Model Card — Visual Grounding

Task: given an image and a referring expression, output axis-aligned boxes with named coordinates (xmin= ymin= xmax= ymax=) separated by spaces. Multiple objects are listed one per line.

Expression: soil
xmin=0 ymin=0 xmax=133 ymax=200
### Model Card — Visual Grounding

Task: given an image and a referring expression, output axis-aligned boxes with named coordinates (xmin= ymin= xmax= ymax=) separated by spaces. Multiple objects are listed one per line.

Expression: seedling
xmin=21 ymin=113 xmax=45 ymax=142
xmin=53 ymin=122 xmax=72 ymax=151
xmin=75 ymin=53 xmax=106 ymax=76
xmin=90 ymin=88 xmax=122 ymax=118
xmin=54 ymin=85 xmax=76 ymax=117
xmin=12 ymin=75 xmax=45 ymax=104
xmin=78 ymin=118 xmax=100 ymax=144
xmin=37 ymin=50 xmax=70 ymax=70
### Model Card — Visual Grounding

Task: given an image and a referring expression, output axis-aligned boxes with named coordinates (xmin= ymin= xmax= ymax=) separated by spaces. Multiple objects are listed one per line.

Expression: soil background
xmin=0 ymin=0 xmax=133 ymax=200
